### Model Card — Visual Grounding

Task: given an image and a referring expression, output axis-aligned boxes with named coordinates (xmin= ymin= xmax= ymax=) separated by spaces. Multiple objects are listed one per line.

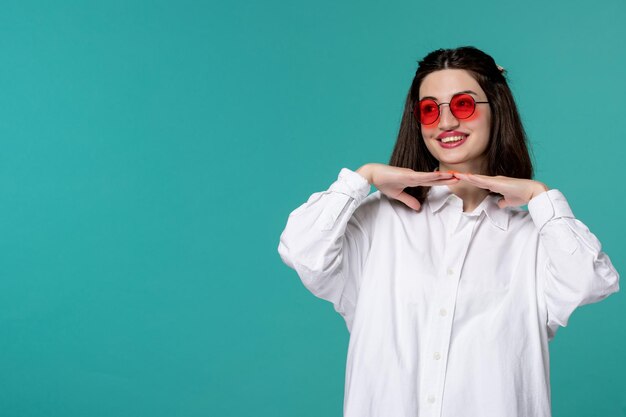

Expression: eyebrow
xmin=419 ymin=90 xmax=479 ymax=101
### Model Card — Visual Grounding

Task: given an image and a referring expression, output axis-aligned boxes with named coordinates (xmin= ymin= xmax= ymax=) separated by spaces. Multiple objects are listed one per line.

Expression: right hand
xmin=356 ymin=163 xmax=459 ymax=212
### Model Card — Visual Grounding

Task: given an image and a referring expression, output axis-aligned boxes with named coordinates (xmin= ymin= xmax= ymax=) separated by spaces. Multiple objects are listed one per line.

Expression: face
xmin=418 ymin=69 xmax=491 ymax=174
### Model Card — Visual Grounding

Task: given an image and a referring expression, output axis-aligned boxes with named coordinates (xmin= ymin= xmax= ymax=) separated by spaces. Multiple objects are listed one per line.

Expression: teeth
xmin=441 ymin=135 xmax=467 ymax=143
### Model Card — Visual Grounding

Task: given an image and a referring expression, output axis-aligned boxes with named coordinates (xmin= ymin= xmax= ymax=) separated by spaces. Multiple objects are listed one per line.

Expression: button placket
xmin=421 ymin=214 xmax=481 ymax=417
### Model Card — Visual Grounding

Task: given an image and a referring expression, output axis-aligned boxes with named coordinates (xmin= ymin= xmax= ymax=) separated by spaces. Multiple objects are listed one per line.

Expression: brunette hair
xmin=389 ymin=45 xmax=535 ymax=205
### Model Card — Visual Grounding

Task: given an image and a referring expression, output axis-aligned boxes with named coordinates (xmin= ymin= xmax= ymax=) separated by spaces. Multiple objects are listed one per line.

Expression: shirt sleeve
xmin=277 ymin=168 xmax=373 ymax=332
xmin=528 ymin=189 xmax=620 ymax=341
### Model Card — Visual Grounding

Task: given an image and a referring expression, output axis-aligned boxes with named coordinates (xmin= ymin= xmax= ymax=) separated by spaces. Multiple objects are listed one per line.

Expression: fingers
xmin=408 ymin=171 xmax=456 ymax=186
xmin=415 ymin=171 xmax=454 ymax=178
xmin=454 ymin=172 xmax=487 ymax=182
xmin=452 ymin=172 xmax=492 ymax=190
xmin=452 ymin=172 xmax=474 ymax=180
xmin=419 ymin=171 xmax=459 ymax=186
xmin=422 ymin=178 xmax=460 ymax=186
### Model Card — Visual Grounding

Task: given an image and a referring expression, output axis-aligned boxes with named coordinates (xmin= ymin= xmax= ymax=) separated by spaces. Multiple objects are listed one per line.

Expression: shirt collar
xmin=427 ymin=185 xmax=509 ymax=231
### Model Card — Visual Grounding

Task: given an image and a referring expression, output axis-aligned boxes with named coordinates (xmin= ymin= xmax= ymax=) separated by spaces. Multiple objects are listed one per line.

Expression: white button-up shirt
xmin=278 ymin=167 xmax=620 ymax=417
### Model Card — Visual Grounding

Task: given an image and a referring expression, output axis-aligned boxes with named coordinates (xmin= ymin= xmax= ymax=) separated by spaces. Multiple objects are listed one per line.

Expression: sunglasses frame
xmin=413 ymin=93 xmax=489 ymax=125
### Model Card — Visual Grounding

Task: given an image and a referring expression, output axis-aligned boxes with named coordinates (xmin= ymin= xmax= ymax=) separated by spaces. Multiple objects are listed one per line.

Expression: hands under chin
xmin=355 ymin=163 xmax=549 ymax=211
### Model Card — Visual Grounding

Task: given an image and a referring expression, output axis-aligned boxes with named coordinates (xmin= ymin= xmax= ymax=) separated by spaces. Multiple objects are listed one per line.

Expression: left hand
xmin=450 ymin=171 xmax=549 ymax=209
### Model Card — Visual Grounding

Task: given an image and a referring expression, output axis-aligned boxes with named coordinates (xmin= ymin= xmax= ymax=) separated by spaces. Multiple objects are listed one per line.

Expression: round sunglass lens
xmin=450 ymin=94 xmax=476 ymax=119
xmin=419 ymin=100 xmax=439 ymax=125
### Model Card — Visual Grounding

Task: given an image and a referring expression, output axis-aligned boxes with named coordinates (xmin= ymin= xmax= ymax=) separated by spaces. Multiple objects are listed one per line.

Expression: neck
xmin=437 ymin=162 xmax=490 ymax=213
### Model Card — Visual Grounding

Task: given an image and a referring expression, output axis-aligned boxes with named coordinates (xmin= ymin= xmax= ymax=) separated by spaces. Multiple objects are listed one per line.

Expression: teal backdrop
xmin=0 ymin=0 xmax=624 ymax=416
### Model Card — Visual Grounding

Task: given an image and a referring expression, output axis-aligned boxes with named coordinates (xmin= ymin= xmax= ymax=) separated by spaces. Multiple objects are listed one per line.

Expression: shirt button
xmin=447 ymin=267 xmax=454 ymax=276
xmin=427 ymin=395 xmax=436 ymax=404
xmin=433 ymin=352 xmax=441 ymax=360
xmin=439 ymin=308 xmax=447 ymax=316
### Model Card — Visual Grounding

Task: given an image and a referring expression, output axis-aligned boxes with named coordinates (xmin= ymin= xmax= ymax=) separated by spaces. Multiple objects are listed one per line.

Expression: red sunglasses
xmin=413 ymin=93 xmax=489 ymax=125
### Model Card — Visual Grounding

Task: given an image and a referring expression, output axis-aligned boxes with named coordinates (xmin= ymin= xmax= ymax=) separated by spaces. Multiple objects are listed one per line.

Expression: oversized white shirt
xmin=277 ymin=167 xmax=620 ymax=417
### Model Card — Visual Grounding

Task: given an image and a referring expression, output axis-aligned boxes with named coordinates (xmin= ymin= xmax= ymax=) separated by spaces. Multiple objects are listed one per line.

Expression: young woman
xmin=277 ymin=46 xmax=620 ymax=417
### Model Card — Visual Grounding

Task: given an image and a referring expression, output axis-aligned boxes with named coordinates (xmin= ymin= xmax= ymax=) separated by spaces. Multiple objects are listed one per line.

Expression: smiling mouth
xmin=438 ymin=134 xmax=468 ymax=143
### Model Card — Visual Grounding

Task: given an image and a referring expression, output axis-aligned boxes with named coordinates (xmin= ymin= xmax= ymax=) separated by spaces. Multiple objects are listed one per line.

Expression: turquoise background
xmin=0 ymin=0 xmax=624 ymax=416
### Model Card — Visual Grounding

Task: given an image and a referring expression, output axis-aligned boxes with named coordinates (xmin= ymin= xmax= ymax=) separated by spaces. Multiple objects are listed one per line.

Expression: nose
xmin=438 ymin=103 xmax=460 ymax=130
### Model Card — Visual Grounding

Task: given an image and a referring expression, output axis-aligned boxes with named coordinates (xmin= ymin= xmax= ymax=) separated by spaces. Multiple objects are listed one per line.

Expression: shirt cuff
xmin=527 ymin=189 xmax=575 ymax=232
xmin=328 ymin=168 xmax=371 ymax=203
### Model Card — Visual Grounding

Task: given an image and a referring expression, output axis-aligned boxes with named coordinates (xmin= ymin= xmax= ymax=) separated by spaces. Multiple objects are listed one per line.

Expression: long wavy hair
xmin=389 ymin=46 xmax=535 ymax=206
